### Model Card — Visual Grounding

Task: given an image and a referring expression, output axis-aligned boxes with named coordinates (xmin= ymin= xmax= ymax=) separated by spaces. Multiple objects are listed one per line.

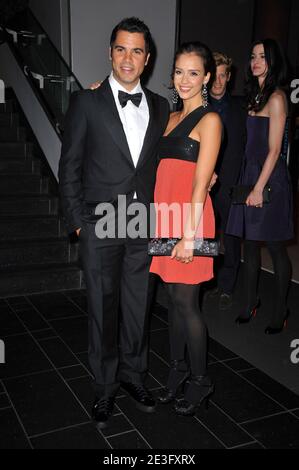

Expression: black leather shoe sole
xmin=93 ymin=418 xmax=108 ymax=430
xmin=135 ymin=400 xmax=156 ymax=413
xmin=121 ymin=388 xmax=156 ymax=413
xmin=120 ymin=383 xmax=156 ymax=413
xmin=91 ymin=397 xmax=114 ymax=429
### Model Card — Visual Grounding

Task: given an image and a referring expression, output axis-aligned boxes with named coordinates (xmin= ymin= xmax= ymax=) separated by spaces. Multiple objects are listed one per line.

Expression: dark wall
xmin=253 ymin=0 xmax=299 ymax=73
xmin=179 ymin=0 xmax=255 ymax=95
xmin=253 ymin=0 xmax=291 ymax=46
xmin=179 ymin=0 xmax=299 ymax=93
xmin=288 ymin=1 xmax=299 ymax=74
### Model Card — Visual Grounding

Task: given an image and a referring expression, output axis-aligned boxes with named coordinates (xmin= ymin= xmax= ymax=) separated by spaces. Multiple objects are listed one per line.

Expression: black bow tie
xmin=118 ymin=90 xmax=142 ymax=108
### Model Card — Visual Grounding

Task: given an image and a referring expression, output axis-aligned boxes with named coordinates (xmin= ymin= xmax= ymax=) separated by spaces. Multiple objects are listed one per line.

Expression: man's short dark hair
xmin=110 ymin=17 xmax=152 ymax=54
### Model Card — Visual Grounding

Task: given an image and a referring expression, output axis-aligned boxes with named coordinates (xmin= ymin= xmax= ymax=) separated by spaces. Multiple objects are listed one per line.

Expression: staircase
xmin=0 ymin=91 xmax=83 ymax=297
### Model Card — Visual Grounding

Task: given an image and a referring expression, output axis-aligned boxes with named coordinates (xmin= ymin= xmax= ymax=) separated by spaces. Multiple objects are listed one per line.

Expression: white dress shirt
xmin=109 ymin=72 xmax=149 ymax=168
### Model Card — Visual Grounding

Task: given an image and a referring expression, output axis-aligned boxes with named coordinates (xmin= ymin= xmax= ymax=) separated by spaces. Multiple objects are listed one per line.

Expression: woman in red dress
xmin=150 ymin=42 xmax=222 ymax=416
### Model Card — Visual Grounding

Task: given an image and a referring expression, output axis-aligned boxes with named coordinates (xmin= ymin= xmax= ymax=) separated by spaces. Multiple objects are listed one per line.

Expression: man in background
xmin=207 ymin=52 xmax=247 ymax=309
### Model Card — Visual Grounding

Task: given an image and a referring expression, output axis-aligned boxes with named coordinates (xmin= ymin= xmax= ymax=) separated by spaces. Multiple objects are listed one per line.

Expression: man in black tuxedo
xmin=58 ymin=17 xmax=169 ymax=428
xmin=207 ymin=52 xmax=247 ymax=309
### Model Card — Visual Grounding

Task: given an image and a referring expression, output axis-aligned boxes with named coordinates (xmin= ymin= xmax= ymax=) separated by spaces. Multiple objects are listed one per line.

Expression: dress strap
xmin=168 ymin=104 xmax=214 ymax=138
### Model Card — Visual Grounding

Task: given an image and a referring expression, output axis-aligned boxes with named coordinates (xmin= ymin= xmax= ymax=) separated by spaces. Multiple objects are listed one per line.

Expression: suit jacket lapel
xmin=137 ymin=87 xmax=157 ymax=169
xmin=95 ymin=79 xmax=134 ymax=166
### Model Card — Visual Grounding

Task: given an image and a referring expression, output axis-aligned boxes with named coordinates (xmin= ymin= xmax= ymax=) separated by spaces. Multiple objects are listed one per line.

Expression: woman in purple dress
xmin=226 ymin=39 xmax=293 ymax=334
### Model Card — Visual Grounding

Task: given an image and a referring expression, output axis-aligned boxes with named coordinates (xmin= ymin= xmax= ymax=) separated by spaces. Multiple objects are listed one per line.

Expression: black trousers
xmin=218 ymin=233 xmax=241 ymax=294
xmin=214 ymin=183 xmax=241 ymax=294
xmin=79 ymin=222 xmax=152 ymax=398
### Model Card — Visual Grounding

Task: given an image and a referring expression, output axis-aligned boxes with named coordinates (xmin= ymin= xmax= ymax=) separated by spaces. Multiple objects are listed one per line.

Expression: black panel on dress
xmin=157 ymin=105 xmax=214 ymax=163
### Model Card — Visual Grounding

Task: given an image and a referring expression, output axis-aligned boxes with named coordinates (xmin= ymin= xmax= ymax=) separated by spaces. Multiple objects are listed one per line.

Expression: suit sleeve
xmin=154 ymin=97 xmax=170 ymax=165
xmin=58 ymin=92 xmax=87 ymax=233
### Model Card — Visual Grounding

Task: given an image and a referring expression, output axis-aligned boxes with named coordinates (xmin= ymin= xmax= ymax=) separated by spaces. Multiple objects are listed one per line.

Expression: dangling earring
xmin=172 ymin=87 xmax=179 ymax=104
xmin=202 ymin=82 xmax=208 ymax=108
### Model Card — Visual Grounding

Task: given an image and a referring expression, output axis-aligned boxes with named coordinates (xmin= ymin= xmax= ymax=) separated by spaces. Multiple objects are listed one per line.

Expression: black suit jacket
xmin=211 ymin=94 xmax=247 ymax=226
xmin=58 ymin=78 xmax=169 ymax=234
xmin=214 ymin=94 xmax=247 ymax=186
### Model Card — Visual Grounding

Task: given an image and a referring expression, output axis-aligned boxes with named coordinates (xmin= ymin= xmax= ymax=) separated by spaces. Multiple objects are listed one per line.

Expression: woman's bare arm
xmin=171 ymin=112 xmax=222 ymax=262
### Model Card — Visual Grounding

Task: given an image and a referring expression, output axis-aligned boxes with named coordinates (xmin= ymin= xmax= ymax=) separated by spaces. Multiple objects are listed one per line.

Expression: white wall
xmin=69 ymin=0 xmax=177 ymax=98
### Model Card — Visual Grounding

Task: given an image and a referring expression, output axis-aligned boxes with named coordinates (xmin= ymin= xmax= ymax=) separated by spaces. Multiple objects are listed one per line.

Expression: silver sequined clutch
xmin=148 ymin=238 xmax=219 ymax=257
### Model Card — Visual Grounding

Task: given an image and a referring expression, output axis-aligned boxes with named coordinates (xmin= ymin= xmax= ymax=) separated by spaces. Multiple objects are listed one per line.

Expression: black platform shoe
xmin=174 ymin=375 xmax=214 ymax=417
xmin=157 ymin=360 xmax=190 ymax=405
xmin=235 ymin=298 xmax=260 ymax=324
xmin=265 ymin=310 xmax=289 ymax=335
xmin=91 ymin=396 xmax=115 ymax=429
xmin=121 ymin=381 xmax=156 ymax=413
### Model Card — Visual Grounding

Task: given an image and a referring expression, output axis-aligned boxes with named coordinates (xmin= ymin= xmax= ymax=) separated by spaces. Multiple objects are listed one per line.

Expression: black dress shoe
xmin=121 ymin=381 xmax=156 ymax=413
xmin=91 ymin=396 xmax=115 ymax=429
xmin=205 ymin=287 xmax=220 ymax=299
xmin=219 ymin=292 xmax=233 ymax=310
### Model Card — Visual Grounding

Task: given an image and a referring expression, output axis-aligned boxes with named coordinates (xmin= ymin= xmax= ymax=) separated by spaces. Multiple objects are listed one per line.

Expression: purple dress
xmin=226 ymin=115 xmax=294 ymax=241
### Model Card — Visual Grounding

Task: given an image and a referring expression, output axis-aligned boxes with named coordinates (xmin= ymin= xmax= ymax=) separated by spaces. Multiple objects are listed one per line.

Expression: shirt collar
xmin=109 ymin=71 xmax=143 ymax=96
xmin=209 ymin=91 xmax=229 ymax=107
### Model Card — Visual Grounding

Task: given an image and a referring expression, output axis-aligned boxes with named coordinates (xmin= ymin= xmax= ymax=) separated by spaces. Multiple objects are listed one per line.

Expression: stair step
xmin=0 ymin=92 xmax=79 ymax=298
xmin=0 ymin=239 xmax=78 ymax=268
xmin=0 ymin=263 xmax=82 ymax=298
xmin=0 ymin=175 xmax=49 ymax=195
xmin=0 ymin=215 xmax=66 ymax=241
xmin=0 ymin=113 xmax=19 ymax=127
xmin=0 ymin=100 xmax=14 ymax=113
xmin=0 ymin=142 xmax=33 ymax=157
xmin=0 ymin=158 xmax=41 ymax=175
xmin=0 ymin=127 xmax=26 ymax=142
xmin=0 ymin=195 xmax=58 ymax=216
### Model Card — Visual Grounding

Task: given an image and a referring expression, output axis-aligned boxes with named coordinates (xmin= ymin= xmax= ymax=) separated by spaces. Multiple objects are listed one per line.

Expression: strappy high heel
xmin=157 ymin=379 xmax=189 ymax=404
xmin=235 ymin=298 xmax=260 ymax=324
xmin=173 ymin=375 xmax=214 ymax=416
xmin=157 ymin=360 xmax=189 ymax=405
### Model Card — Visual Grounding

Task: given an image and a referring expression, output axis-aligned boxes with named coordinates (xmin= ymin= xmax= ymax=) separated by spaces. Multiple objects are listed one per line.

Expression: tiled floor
xmin=1 ymin=290 xmax=299 ymax=449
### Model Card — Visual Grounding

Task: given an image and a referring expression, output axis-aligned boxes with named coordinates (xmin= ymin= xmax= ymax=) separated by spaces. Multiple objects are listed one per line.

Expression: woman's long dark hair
xmin=246 ymin=38 xmax=289 ymax=112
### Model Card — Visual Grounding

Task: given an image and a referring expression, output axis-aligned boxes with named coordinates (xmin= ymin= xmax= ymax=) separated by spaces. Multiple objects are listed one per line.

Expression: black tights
xmin=166 ymin=283 xmax=207 ymax=378
xmin=244 ymin=240 xmax=292 ymax=325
